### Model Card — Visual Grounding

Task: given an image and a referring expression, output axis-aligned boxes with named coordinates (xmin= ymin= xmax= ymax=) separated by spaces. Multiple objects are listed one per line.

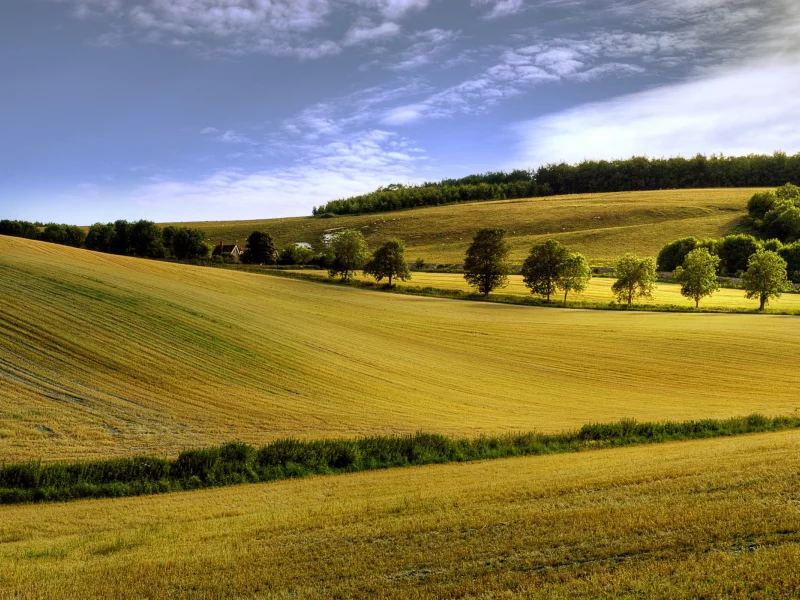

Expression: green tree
xmin=521 ymin=239 xmax=570 ymax=302
xmin=278 ymin=243 xmax=315 ymax=265
xmin=169 ymin=227 xmax=210 ymax=260
xmin=716 ymin=234 xmax=761 ymax=276
xmin=742 ymin=250 xmax=789 ymax=310
xmin=363 ymin=239 xmax=411 ymax=286
xmin=129 ymin=220 xmax=165 ymax=258
xmin=463 ymin=228 xmax=510 ymax=296
xmin=85 ymin=223 xmax=116 ymax=253
xmin=612 ymin=254 xmax=657 ymax=306
xmin=560 ymin=253 xmax=591 ymax=304
xmin=241 ymin=231 xmax=277 ymax=265
xmin=673 ymin=248 xmax=721 ymax=307
xmin=656 ymin=237 xmax=699 ymax=272
xmin=778 ymin=242 xmax=800 ymax=282
xmin=327 ymin=229 xmax=369 ymax=281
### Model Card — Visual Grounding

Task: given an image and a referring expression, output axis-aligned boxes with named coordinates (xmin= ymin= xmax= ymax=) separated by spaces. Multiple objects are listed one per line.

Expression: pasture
xmin=2 ymin=430 xmax=800 ymax=598
xmin=338 ymin=270 xmax=800 ymax=312
xmin=2 ymin=235 xmax=800 ymax=463
xmin=168 ymin=188 xmax=758 ymax=265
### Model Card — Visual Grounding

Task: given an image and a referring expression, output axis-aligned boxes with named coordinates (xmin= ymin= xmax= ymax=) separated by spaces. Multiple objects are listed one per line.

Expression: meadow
xmin=3 ymin=235 xmax=800 ymax=464
xmin=2 ymin=430 xmax=800 ymax=598
xmin=331 ymin=270 xmax=800 ymax=312
xmin=169 ymin=188 xmax=758 ymax=265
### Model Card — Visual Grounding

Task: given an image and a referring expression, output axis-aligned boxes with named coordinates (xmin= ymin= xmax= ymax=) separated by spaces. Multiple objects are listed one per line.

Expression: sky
xmin=1 ymin=0 xmax=800 ymax=224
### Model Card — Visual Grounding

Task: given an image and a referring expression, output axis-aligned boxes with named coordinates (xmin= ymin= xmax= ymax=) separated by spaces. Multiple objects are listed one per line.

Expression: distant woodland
xmin=313 ymin=153 xmax=800 ymax=216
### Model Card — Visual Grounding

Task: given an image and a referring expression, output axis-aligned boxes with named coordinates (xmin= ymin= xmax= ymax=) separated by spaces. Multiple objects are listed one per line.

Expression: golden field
xmin=2 ymin=235 xmax=800 ymax=462
xmin=168 ymin=188 xmax=758 ymax=265
xmin=2 ymin=430 xmax=800 ymax=598
xmin=338 ymin=270 xmax=800 ymax=311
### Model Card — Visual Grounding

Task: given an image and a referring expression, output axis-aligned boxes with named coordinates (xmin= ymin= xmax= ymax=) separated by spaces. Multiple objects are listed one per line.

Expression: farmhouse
xmin=212 ymin=242 xmax=243 ymax=261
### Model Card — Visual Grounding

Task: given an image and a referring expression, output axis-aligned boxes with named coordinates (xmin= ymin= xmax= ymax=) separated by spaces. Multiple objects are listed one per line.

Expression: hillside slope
xmin=3 ymin=430 xmax=800 ymax=598
xmin=171 ymin=188 xmax=759 ymax=265
xmin=1 ymin=235 xmax=799 ymax=462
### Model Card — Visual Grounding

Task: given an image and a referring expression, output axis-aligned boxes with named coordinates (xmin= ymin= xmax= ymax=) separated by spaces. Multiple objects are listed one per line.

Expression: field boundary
xmin=207 ymin=264 xmax=800 ymax=315
xmin=2 ymin=414 xmax=798 ymax=505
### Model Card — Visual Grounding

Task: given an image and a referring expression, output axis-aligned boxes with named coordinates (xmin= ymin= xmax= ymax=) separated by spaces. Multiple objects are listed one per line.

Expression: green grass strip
xmin=1 ymin=414 xmax=799 ymax=505
xmin=201 ymin=265 xmax=800 ymax=315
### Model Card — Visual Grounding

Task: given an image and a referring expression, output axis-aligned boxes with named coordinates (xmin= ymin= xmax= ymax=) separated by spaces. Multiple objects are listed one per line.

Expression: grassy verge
xmin=221 ymin=266 xmax=800 ymax=315
xmin=2 ymin=414 xmax=798 ymax=505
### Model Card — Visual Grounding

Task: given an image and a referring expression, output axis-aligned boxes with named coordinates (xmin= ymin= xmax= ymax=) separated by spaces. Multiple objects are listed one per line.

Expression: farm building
xmin=212 ymin=242 xmax=243 ymax=261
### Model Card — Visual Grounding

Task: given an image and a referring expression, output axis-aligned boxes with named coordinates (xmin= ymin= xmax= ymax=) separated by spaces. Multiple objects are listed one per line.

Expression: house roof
xmin=212 ymin=244 xmax=240 ymax=255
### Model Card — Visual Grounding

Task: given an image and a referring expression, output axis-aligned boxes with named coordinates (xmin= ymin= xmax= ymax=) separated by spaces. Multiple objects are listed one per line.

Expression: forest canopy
xmin=313 ymin=153 xmax=800 ymax=216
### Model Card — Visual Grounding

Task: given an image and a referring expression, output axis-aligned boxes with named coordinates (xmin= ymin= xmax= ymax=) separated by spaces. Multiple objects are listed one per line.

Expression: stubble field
xmin=2 ymin=235 xmax=800 ymax=463
xmin=2 ymin=430 xmax=800 ymax=598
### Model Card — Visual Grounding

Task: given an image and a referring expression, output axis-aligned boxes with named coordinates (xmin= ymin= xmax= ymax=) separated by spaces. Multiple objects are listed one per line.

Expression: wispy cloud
xmin=50 ymin=0 xmax=433 ymax=58
xmin=133 ymin=129 xmax=426 ymax=219
xmin=472 ymin=0 xmax=525 ymax=20
xmin=382 ymin=0 xmax=800 ymax=125
xmin=387 ymin=29 xmax=459 ymax=70
xmin=512 ymin=60 xmax=800 ymax=166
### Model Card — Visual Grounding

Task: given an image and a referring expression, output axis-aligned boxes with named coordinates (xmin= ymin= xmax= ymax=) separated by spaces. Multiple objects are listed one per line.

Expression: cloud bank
xmin=514 ymin=60 xmax=800 ymax=166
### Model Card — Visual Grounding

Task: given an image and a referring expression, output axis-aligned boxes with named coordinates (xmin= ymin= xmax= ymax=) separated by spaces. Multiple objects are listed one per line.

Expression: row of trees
xmin=312 ymin=153 xmax=800 ymax=216
xmin=0 ymin=220 xmax=86 ymax=248
xmin=308 ymin=227 xmax=790 ymax=310
xmin=0 ymin=218 xmax=211 ymax=260
xmin=657 ymin=186 xmax=800 ymax=281
xmin=467 ymin=228 xmax=790 ymax=310
xmin=83 ymin=221 xmax=210 ymax=259
xmin=745 ymin=183 xmax=800 ymax=242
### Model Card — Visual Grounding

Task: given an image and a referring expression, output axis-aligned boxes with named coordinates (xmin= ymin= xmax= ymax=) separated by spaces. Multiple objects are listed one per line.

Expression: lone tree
xmin=612 ymin=254 xmax=657 ymax=306
xmin=560 ymin=252 xmax=592 ymax=304
xmin=673 ymin=248 xmax=720 ymax=308
xmin=363 ymin=239 xmax=411 ymax=286
xmin=328 ymin=229 xmax=369 ymax=282
xmin=521 ymin=240 xmax=570 ymax=302
xmin=242 ymin=231 xmax=277 ymax=264
xmin=463 ymin=228 xmax=510 ymax=296
xmin=742 ymin=250 xmax=789 ymax=310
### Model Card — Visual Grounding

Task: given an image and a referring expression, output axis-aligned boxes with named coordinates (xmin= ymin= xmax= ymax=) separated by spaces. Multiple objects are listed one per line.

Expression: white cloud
xmin=513 ymin=60 xmax=800 ymax=166
xmin=343 ymin=20 xmax=401 ymax=46
xmin=472 ymin=0 xmax=525 ymax=19
xmin=51 ymin=0 xmax=433 ymax=58
xmin=387 ymin=28 xmax=459 ymax=70
xmin=132 ymin=129 xmax=426 ymax=219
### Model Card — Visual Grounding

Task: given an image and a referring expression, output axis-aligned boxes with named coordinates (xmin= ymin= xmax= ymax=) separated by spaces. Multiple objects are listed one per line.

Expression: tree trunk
xmin=695 ymin=298 xmax=699 ymax=308
xmin=564 ymin=289 xmax=568 ymax=305
xmin=389 ymin=273 xmax=393 ymax=287
xmin=760 ymin=294 xmax=766 ymax=311
xmin=628 ymin=288 xmax=633 ymax=306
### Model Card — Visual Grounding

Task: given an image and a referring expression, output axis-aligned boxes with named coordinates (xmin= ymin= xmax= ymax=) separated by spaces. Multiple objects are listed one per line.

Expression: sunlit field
xmin=2 ymin=430 xmax=800 ymax=598
xmin=169 ymin=188 xmax=758 ymax=265
xmin=2 ymin=235 xmax=800 ymax=463
xmin=338 ymin=270 xmax=800 ymax=311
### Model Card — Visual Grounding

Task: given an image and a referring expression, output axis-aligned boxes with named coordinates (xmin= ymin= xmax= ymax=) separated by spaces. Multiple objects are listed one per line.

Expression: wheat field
xmin=1 ymin=235 xmax=800 ymax=463
xmin=170 ymin=188 xmax=757 ymax=265
xmin=2 ymin=430 xmax=800 ymax=598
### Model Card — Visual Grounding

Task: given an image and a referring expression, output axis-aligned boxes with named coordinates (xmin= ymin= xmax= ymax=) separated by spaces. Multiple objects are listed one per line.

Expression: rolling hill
xmin=3 ymin=430 xmax=800 ymax=598
xmin=169 ymin=188 xmax=760 ymax=265
xmin=1 ymin=234 xmax=799 ymax=463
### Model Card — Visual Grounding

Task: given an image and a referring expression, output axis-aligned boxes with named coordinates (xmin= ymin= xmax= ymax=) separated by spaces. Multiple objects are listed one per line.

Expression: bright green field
xmin=335 ymin=271 xmax=800 ymax=311
xmin=168 ymin=188 xmax=758 ymax=265
xmin=2 ymin=234 xmax=800 ymax=463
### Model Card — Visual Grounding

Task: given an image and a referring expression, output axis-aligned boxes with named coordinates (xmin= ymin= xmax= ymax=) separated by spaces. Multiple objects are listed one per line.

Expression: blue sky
xmin=2 ymin=0 xmax=800 ymax=224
